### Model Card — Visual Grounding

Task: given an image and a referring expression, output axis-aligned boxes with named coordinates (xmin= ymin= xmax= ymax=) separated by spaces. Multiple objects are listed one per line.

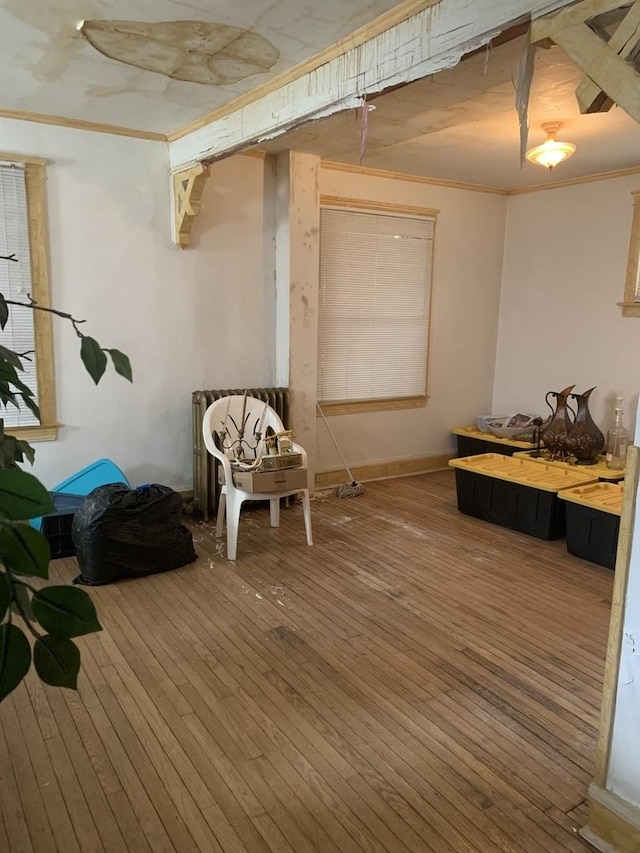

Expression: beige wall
xmin=1 ymin=118 xmax=274 ymax=491
xmin=17 ymin=115 xmax=636 ymax=492
xmin=494 ymin=175 xmax=640 ymax=437
xmin=316 ymin=168 xmax=508 ymax=475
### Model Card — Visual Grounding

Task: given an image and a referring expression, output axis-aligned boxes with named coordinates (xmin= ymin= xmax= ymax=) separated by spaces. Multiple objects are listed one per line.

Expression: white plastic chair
xmin=202 ymin=394 xmax=313 ymax=560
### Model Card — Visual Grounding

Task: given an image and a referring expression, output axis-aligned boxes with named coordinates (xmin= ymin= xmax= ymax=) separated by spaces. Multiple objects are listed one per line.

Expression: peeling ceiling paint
xmin=80 ymin=20 xmax=280 ymax=86
xmin=259 ymin=38 xmax=640 ymax=188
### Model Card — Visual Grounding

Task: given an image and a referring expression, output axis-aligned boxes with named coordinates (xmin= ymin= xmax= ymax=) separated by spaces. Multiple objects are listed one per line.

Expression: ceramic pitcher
xmin=542 ymin=385 xmax=575 ymax=460
xmin=564 ymin=387 xmax=605 ymax=465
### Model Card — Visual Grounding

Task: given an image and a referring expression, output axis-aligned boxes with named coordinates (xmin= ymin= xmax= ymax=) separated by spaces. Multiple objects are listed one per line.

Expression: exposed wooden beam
xmin=169 ymin=0 xmax=579 ymax=171
xmin=576 ymin=1 xmax=640 ymax=113
xmin=172 ymin=164 xmax=209 ymax=248
xmin=532 ymin=0 xmax=640 ymax=124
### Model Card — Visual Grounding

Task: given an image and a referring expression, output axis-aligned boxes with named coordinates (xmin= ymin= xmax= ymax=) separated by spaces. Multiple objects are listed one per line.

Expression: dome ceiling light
xmin=526 ymin=121 xmax=576 ymax=171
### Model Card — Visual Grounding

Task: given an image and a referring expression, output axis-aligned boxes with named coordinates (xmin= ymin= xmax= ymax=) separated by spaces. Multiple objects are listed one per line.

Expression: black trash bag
xmin=72 ymin=483 xmax=197 ymax=586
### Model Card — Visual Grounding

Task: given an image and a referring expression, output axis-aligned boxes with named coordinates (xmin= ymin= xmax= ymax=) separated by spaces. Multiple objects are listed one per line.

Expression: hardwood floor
xmin=0 ymin=470 xmax=612 ymax=852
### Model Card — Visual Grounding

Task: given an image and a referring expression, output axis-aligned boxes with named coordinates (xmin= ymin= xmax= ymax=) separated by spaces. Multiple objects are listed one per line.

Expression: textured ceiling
xmin=260 ymin=37 xmax=640 ymax=189
xmin=0 ymin=0 xmax=401 ymax=133
xmin=2 ymin=2 xmax=640 ymax=188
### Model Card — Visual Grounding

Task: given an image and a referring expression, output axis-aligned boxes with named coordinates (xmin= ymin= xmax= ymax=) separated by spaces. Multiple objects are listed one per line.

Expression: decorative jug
xmin=564 ymin=387 xmax=605 ymax=465
xmin=542 ymin=385 xmax=575 ymax=460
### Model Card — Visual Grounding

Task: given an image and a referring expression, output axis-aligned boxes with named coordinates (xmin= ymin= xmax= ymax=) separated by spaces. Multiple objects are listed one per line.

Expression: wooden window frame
xmin=1 ymin=153 xmax=56 ymax=441
xmin=621 ymin=189 xmax=640 ymax=318
xmin=318 ymin=196 xmax=437 ymax=417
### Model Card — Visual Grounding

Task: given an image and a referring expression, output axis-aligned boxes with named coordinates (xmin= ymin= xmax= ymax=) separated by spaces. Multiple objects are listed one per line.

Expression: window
xmin=621 ymin=189 xmax=640 ymax=317
xmin=0 ymin=154 xmax=56 ymax=439
xmin=317 ymin=198 xmax=436 ymax=413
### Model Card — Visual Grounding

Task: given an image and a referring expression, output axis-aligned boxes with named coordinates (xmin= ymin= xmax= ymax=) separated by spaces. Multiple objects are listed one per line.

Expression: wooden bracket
xmin=172 ymin=163 xmax=209 ymax=248
xmin=531 ymin=0 xmax=640 ymax=126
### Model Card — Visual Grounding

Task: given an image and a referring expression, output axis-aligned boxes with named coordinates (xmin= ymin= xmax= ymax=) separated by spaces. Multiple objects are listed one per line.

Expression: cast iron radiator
xmin=192 ymin=388 xmax=290 ymax=520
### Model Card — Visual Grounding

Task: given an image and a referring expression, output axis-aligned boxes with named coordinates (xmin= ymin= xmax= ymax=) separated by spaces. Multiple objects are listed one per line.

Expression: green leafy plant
xmin=0 ymin=255 xmax=132 ymax=701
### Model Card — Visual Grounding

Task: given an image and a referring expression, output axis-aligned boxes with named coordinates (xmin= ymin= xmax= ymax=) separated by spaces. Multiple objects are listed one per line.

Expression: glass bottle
xmin=606 ymin=397 xmax=629 ymax=470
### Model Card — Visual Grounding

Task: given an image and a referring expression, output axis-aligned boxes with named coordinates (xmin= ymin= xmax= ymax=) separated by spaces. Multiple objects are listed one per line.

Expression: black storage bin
xmin=449 ymin=454 xmax=599 ymax=541
xmin=72 ymin=484 xmax=197 ymax=585
xmin=564 ymin=503 xmax=620 ymax=569
xmin=453 ymin=469 xmax=567 ymax=539
xmin=456 ymin=434 xmax=519 ymax=458
xmin=41 ymin=493 xmax=86 ymax=558
xmin=558 ymin=482 xmax=624 ymax=570
xmin=452 ymin=427 xmax=537 ymax=459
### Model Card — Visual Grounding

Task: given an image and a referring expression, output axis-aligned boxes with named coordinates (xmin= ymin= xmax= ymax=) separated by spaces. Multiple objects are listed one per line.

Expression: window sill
xmin=5 ymin=424 xmax=58 ymax=442
xmin=620 ymin=302 xmax=640 ymax=317
xmin=318 ymin=396 xmax=428 ymax=416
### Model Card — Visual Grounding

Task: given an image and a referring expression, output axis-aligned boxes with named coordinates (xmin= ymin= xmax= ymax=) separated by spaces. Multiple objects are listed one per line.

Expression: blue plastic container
xmin=53 ymin=458 xmax=130 ymax=495
xmin=32 ymin=459 xmax=130 ymax=531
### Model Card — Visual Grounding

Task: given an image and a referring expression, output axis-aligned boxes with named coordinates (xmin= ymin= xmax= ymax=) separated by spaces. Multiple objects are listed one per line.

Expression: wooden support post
xmin=532 ymin=0 xmax=640 ymax=125
xmin=172 ymin=163 xmax=209 ymax=248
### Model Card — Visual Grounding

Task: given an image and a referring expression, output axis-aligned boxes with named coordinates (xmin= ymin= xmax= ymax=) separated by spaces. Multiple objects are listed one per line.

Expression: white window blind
xmin=318 ymin=206 xmax=434 ymax=403
xmin=0 ymin=163 xmax=39 ymax=427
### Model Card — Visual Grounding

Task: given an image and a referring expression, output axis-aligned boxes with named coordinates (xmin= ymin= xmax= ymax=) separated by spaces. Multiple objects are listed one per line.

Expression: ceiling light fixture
xmin=526 ymin=121 xmax=576 ymax=171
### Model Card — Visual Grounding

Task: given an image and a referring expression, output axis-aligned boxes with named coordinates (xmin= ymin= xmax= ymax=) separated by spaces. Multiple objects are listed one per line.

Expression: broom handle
xmin=316 ymin=402 xmax=357 ymax=483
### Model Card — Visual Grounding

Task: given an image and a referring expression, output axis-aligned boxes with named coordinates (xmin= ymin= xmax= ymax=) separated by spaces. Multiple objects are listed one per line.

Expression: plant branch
xmin=4 ymin=296 xmax=87 ymax=338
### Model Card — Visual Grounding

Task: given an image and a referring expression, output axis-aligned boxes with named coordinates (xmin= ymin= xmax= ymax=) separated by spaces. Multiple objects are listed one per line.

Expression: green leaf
xmin=0 ymin=295 xmax=7 ymax=331
xmin=80 ymin=337 xmax=107 ymax=385
xmin=0 ymin=361 xmax=32 ymax=396
xmin=0 ymin=435 xmax=35 ymax=469
xmin=32 ymin=586 xmax=101 ymax=638
xmin=19 ymin=393 xmax=40 ymax=422
xmin=15 ymin=439 xmax=35 ymax=466
xmin=34 ymin=635 xmax=80 ymax=689
xmin=0 ymin=383 xmax=19 ymax=409
xmin=11 ymin=582 xmax=34 ymax=622
xmin=106 ymin=349 xmax=132 ymax=382
xmin=0 ymin=571 xmax=10 ymax=620
xmin=0 ymin=436 xmax=21 ymax=469
xmin=0 ymin=623 xmax=31 ymax=700
xmin=0 ymin=346 xmax=24 ymax=372
xmin=0 ymin=524 xmax=50 ymax=578
xmin=0 ymin=469 xmax=54 ymax=519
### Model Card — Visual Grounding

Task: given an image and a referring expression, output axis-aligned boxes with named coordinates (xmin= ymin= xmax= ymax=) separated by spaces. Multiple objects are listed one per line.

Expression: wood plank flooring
xmin=0 ymin=471 xmax=612 ymax=852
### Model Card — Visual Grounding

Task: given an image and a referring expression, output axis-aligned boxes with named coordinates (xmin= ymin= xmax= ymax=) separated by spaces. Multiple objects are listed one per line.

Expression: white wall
xmin=317 ymin=168 xmax=508 ymax=473
xmin=496 ymin=175 xmax=640 ymax=813
xmin=494 ymin=175 xmax=640 ymax=438
xmin=0 ymin=119 xmax=275 ymax=491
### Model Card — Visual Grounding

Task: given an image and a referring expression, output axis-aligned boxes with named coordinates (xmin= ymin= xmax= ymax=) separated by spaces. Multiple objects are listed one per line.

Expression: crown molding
xmin=508 ymin=163 xmax=640 ymax=194
xmin=0 ymin=108 xmax=166 ymax=142
xmin=321 ymin=160 xmax=510 ymax=195
xmin=322 ymin=158 xmax=640 ymax=196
